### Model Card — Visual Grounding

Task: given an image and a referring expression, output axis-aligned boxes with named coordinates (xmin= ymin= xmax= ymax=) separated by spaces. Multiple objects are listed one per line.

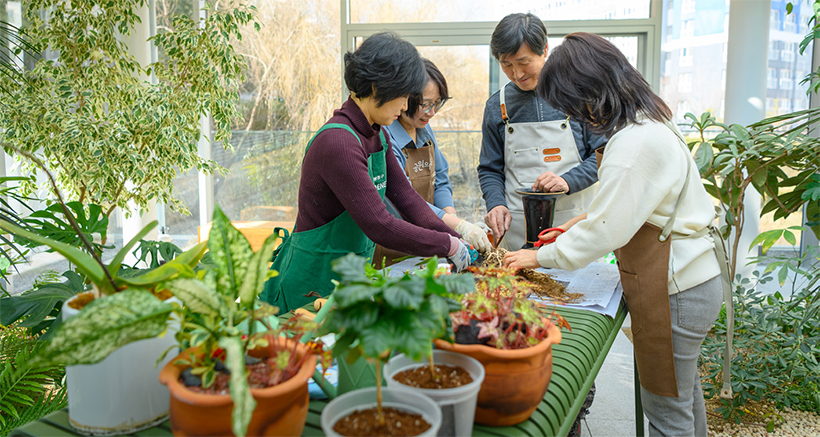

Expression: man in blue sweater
xmin=478 ymin=12 xmax=607 ymax=250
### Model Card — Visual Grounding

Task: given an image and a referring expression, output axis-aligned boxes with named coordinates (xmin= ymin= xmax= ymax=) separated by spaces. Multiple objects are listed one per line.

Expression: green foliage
xmin=0 ymin=0 xmax=257 ymax=217
xmin=0 ymin=271 xmax=82 ymax=333
xmin=685 ymin=111 xmax=820 ymax=277
xmin=0 ymin=327 xmax=67 ymax=435
xmin=320 ymin=254 xmax=473 ymax=365
xmin=17 ymin=202 xmax=111 ymax=256
xmin=29 ymin=289 xmax=175 ymax=367
xmin=449 ymin=266 xmax=568 ymax=350
xmin=701 ymin=262 xmax=820 ymax=421
xmin=127 ymin=240 xmax=184 ymax=270
xmin=164 ymin=205 xmax=280 ymax=437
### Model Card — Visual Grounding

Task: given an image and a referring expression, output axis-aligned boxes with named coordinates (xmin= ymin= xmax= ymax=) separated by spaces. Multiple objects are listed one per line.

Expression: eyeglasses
xmin=419 ymin=98 xmax=449 ymax=114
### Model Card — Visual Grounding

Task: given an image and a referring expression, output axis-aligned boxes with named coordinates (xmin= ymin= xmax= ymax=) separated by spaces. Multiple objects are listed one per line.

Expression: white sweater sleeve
xmin=536 ymin=126 xmax=679 ymax=270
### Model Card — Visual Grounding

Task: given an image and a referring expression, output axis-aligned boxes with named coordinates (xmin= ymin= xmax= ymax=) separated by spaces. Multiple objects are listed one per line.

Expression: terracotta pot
xmin=159 ymin=336 xmax=317 ymax=436
xmin=433 ymin=323 xmax=562 ymax=426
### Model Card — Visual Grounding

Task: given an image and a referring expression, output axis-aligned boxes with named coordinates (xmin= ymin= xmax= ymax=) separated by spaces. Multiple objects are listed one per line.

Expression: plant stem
xmin=428 ymin=351 xmax=438 ymax=382
xmin=376 ymin=359 xmax=385 ymax=426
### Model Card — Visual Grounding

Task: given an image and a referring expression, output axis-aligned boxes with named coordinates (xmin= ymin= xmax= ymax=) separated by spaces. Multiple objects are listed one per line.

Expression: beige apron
xmin=500 ymin=87 xmax=596 ymax=250
xmin=596 ymin=144 xmax=682 ymax=397
xmin=372 ymin=141 xmax=437 ymax=269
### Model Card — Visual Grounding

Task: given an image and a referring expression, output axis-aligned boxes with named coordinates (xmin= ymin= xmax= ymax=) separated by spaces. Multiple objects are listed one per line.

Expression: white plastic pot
xmin=384 ymin=350 xmax=485 ymax=437
xmin=63 ymin=293 xmax=179 ymax=435
xmin=321 ymin=386 xmax=442 ymax=437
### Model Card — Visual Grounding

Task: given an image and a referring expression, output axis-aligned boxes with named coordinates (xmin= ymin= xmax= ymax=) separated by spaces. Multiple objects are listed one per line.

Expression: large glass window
xmin=660 ymin=0 xmax=815 ymax=246
xmin=349 ymin=0 xmax=651 ymax=24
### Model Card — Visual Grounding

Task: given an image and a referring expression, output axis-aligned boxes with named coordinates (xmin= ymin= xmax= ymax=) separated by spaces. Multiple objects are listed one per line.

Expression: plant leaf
xmin=209 ymin=206 xmax=252 ymax=298
xmin=166 ymin=278 xmax=223 ymax=318
xmin=238 ymin=232 xmax=278 ymax=307
xmin=219 ymin=336 xmax=255 ymax=437
xmin=0 ymin=220 xmax=106 ymax=285
xmin=29 ymin=290 xmax=173 ymax=366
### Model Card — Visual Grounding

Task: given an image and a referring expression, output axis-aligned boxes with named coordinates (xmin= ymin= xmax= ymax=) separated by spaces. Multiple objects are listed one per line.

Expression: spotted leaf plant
xmin=162 ymin=205 xmax=286 ymax=437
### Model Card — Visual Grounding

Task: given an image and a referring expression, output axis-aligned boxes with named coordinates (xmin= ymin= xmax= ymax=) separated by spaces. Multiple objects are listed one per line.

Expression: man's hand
xmin=532 ymin=171 xmax=569 ymax=193
xmin=484 ymin=205 xmax=511 ymax=243
xmin=502 ymin=249 xmax=541 ymax=270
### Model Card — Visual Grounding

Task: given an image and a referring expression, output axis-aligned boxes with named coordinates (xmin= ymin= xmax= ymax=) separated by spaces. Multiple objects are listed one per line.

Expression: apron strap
xmin=499 ymin=85 xmax=512 ymax=133
xmin=664 ymin=119 xmax=734 ymax=399
xmin=270 ymin=227 xmax=291 ymax=262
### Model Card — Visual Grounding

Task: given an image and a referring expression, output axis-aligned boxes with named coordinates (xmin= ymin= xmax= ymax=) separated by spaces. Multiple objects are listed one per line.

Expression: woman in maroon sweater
xmin=261 ymin=32 xmax=471 ymax=312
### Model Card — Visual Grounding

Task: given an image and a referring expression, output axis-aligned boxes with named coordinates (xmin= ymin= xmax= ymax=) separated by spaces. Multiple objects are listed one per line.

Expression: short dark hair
xmin=405 ymin=58 xmax=451 ymax=117
xmin=490 ymin=13 xmax=547 ymax=59
xmin=344 ymin=32 xmax=426 ymax=107
xmin=537 ymin=32 xmax=672 ymax=138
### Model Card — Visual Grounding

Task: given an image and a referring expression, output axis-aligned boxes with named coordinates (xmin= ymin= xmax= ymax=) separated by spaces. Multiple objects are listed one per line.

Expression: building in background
xmin=661 ymin=0 xmax=813 ymax=123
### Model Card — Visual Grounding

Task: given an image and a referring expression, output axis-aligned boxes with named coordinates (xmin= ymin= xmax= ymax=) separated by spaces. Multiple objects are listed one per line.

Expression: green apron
xmin=259 ymin=123 xmax=388 ymax=313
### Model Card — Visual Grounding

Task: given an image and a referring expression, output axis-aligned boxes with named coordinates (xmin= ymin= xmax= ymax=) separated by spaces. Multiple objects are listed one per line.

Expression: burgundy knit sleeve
xmin=313 ymin=129 xmax=453 ymax=256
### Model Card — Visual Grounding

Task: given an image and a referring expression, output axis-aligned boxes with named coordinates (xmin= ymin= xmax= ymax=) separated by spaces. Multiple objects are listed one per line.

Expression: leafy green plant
xmin=161 ymin=205 xmax=288 ymax=437
xmin=685 ymin=111 xmax=820 ymax=278
xmin=319 ymin=254 xmax=474 ymax=425
xmin=0 ymin=326 xmax=67 ymax=435
xmin=700 ymin=262 xmax=820 ymax=422
xmin=17 ymin=202 xmax=111 ymax=255
xmin=0 ymin=0 xmax=257 ymax=217
xmin=449 ymin=266 xmax=569 ymax=350
xmin=126 ymin=239 xmax=184 ymax=270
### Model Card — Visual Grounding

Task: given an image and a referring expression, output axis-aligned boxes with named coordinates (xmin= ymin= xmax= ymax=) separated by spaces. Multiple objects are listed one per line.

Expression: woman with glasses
xmin=376 ymin=59 xmax=490 ymax=267
xmin=260 ymin=33 xmax=472 ymax=312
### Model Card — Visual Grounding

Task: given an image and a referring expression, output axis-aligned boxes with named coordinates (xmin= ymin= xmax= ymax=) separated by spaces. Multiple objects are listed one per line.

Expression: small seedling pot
xmin=321 ymin=386 xmax=442 ymax=437
xmin=62 ymin=293 xmax=180 ymax=436
xmin=383 ymin=350 xmax=485 ymax=437
xmin=434 ymin=323 xmax=562 ymax=426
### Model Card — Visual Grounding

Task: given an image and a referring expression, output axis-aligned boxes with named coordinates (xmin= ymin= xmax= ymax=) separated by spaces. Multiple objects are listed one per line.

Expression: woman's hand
xmin=539 ymin=213 xmax=588 ymax=245
xmin=502 ymin=249 xmax=541 ymax=270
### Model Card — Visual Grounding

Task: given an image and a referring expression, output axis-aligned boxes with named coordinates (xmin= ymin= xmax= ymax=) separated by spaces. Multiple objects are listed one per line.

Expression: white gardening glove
xmin=455 ymin=219 xmax=491 ymax=253
xmin=447 ymin=236 xmax=471 ymax=273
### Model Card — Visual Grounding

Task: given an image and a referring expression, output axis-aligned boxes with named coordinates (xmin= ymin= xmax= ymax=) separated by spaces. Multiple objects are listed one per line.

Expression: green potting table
xmin=10 ymin=300 xmax=627 ymax=437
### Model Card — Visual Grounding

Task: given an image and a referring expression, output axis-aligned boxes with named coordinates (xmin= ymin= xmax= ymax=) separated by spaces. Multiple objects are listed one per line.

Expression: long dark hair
xmin=344 ymin=32 xmax=426 ymax=106
xmin=405 ymin=59 xmax=450 ymax=117
xmin=537 ymin=32 xmax=671 ymax=138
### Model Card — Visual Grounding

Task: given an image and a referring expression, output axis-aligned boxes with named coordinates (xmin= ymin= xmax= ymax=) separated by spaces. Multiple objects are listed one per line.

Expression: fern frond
xmin=0 ymin=328 xmax=66 ymax=432
xmin=0 ymin=385 xmax=67 ymax=435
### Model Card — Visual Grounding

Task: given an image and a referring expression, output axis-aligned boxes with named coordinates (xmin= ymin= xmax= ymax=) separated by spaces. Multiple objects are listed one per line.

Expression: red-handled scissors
xmin=533 ymin=228 xmax=565 ymax=248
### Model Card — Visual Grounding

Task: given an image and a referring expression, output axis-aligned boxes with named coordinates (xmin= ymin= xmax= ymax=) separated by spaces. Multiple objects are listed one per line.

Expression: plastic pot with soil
xmin=383 ymin=349 xmax=485 ymax=437
xmin=159 ymin=335 xmax=317 ymax=437
xmin=321 ymin=386 xmax=442 ymax=437
xmin=434 ymin=324 xmax=561 ymax=426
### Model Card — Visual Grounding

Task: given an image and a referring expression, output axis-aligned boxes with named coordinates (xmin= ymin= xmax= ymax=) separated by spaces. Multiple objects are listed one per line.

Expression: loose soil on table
xmin=333 ymin=407 xmax=431 ymax=437
xmin=393 ymin=364 xmax=473 ymax=389
xmin=481 ymin=247 xmax=583 ymax=303
xmin=181 ymin=359 xmax=294 ymax=395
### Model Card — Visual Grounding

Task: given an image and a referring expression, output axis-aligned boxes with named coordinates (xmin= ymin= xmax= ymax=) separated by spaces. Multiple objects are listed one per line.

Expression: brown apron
xmin=372 ymin=141 xmax=437 ymax=269
xmin=596 ymin=146 xmax=680 ymax=397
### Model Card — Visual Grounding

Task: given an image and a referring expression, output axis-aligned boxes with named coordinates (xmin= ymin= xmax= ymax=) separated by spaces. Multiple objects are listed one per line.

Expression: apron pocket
xmin=619 ymin=271 xmax=643 ymax=336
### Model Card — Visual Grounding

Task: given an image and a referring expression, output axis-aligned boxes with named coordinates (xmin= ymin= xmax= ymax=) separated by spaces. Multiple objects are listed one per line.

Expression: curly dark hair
xmin=343 ymin=32 xmax=426 ymax=107
xmin=537 ymin=32 xmax=672 ymax=138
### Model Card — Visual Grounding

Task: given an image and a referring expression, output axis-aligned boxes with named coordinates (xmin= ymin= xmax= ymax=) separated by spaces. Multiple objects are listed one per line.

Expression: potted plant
xmin=158 ymin=206 xmax=326 ymax=437
xmin=434 ymin=266 xmax=569 ymax=426
xmin=317 ymin=254 xmax=475 ymax=437
xmin=0 ymin=155 xmax=208 ymax=435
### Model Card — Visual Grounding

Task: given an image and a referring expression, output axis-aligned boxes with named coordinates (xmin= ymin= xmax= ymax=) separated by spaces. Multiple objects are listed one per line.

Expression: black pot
xmin=514 ymin=188 xmax=565 ymax=249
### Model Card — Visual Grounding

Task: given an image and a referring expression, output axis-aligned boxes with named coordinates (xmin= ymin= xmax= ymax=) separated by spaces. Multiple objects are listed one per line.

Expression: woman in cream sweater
xmin=504 ymin=32 xmax=723 ymax=437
